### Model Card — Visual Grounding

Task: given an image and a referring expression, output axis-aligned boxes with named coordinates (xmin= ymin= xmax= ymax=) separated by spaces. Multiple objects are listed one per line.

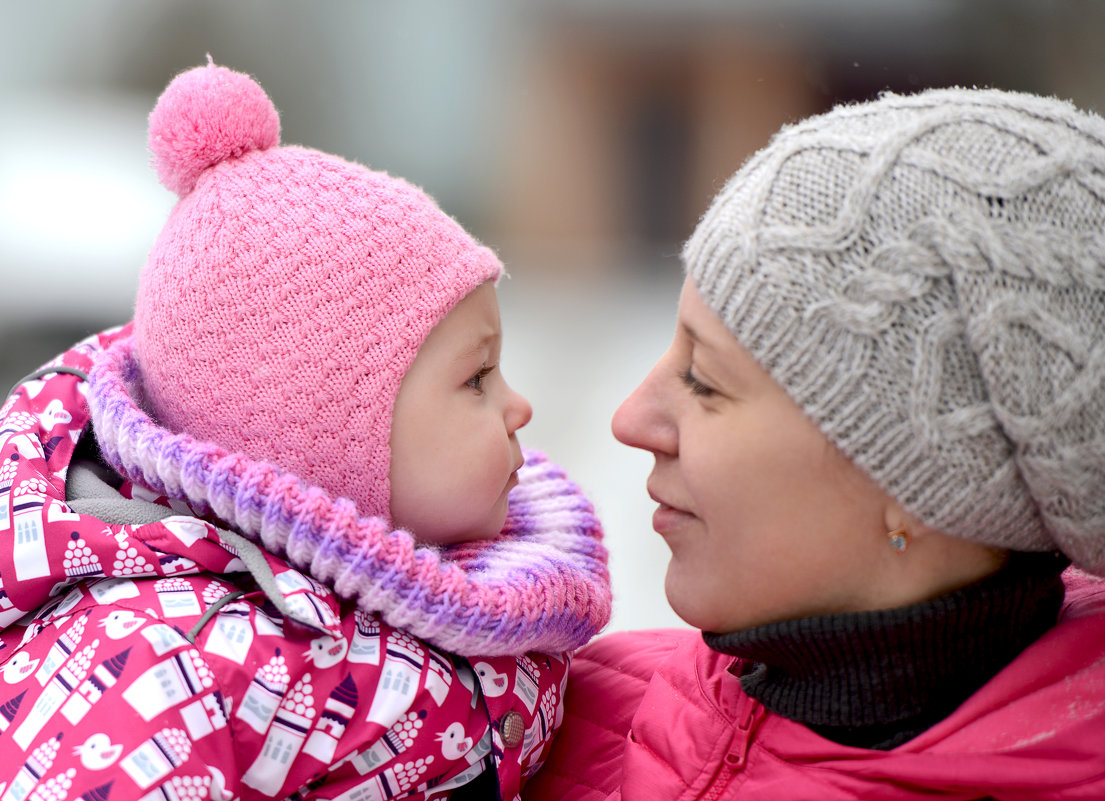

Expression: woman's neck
xmin=704 ymin=551 xmax=1068 ymax=749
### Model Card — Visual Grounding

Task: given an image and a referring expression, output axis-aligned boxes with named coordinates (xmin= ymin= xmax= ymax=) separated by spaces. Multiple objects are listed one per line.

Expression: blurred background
xmin=3 ymin=0 xmax=1104 ymax=632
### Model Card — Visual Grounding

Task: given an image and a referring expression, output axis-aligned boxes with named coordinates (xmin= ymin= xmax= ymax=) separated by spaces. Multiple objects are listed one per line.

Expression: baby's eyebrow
xmin=454 ymin=332 xmax=499 ymax=362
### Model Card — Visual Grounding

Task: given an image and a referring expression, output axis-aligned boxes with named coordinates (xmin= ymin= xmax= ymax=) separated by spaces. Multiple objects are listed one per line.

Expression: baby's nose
xmin=506 ymin=385 xmax=533 ymax=433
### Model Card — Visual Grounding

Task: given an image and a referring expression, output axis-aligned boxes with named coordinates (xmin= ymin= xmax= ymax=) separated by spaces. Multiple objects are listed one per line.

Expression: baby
xmin=0 ymin=62 xmax=610 ymax=801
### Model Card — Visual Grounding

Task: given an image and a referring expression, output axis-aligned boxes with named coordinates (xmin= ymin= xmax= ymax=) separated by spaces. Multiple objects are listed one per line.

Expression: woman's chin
xmin=664 ymin=567 xmax=716 ymax=631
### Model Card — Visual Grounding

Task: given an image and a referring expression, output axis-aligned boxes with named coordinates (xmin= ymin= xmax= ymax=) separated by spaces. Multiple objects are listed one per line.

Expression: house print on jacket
xmin=11 ymin=478 xmax=49 ymax=582
xmin=0 ymin=329 xmax=606 ymax=800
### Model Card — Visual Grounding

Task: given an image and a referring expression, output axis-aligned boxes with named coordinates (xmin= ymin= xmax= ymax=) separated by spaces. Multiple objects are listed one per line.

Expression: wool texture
xmin=685 ymin=87 xmax=1105 ymax=573
xmin=89 ymin=334 xmax=612 ymax=656
xmin=704 ymin=551 xmax=1067 ymax=749
xmin=134 ymin=62 xmax=502 ymax=520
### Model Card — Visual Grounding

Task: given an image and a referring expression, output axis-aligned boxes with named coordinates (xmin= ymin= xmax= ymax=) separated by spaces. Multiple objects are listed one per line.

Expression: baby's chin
xmin=411 ymin=508 xmax=509 ymax=548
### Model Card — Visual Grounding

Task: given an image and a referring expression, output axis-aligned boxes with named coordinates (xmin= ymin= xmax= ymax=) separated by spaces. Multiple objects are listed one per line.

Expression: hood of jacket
xmin=0 ymin=326 xmax=611 ymax=656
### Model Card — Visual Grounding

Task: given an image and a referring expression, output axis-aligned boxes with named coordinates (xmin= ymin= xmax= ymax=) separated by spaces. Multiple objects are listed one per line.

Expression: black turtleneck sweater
xmin=703 ymin=551 xmax=1069 ymax=750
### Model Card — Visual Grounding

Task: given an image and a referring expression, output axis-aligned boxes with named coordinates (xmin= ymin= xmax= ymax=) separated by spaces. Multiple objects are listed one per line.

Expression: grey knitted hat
xmin=684 ymin=87 xmax=1105 ymax=573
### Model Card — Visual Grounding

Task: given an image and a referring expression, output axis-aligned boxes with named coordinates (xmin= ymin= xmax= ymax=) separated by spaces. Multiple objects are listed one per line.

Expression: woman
xmin=526 ymin=87 xmax=1105 ymax=799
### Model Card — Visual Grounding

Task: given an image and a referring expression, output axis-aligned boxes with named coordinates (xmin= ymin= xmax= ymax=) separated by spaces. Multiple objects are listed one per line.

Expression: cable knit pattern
xmin=685 ymin=87 xmax=1105 ymax=572
xmin=89 ymin=335 xmax=611 ymax=656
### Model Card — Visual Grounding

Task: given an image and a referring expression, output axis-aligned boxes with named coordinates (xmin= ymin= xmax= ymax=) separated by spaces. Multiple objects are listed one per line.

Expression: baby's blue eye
xmin=466 ymin=365 xmax=496 ymax=393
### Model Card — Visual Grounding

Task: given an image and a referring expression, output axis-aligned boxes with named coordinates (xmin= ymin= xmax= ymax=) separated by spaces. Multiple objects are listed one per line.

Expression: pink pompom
xmin=148 ymin=62 xmax=280 ymax=196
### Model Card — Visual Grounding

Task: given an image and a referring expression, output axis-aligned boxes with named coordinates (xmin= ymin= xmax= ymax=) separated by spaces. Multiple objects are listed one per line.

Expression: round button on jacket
xmin=498 ymin=710 xmax=525 ymax=748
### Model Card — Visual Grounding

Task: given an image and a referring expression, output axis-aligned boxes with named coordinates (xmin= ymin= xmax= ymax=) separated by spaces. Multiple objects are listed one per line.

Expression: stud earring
xmin=888 ymin=528 xmax=910 ymax=553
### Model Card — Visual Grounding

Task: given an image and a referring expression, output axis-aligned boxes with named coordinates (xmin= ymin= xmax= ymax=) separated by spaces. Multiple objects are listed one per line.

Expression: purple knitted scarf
xmin=88 ymin=336 xmax=611 ymax=656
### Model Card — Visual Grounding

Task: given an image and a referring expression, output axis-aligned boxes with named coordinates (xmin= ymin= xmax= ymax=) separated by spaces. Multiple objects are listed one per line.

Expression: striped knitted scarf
xmin=88 ymin=335 xmax=611 ymax=656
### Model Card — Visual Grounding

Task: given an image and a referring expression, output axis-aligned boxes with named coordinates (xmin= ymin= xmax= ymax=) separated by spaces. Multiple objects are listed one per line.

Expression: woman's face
xmin=612 ymin=279 xmax=905 ymax=633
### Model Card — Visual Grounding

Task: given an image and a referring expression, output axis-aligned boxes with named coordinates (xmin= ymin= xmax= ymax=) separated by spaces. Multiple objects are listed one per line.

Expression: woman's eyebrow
xmin=680 ymin=320 xmax=740 ymax=381
xmin=680 ymin=321 xmax=725 ymax=352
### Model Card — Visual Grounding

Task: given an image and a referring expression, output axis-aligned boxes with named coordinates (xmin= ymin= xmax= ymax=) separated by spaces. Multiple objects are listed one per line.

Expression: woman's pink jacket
xmin=526 ymin=573 xmax=1105 ymax=800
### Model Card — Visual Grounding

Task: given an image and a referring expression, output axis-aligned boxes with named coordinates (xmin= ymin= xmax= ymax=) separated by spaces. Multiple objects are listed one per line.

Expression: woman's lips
xmin=652 ymin=504 xmax=696 ymax=534
xmin=648 ymin=487 xmax=696 ymax=534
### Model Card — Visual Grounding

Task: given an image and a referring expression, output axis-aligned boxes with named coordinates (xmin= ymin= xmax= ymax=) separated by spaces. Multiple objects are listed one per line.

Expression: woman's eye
xmin=680 ymin=368 xmax=715 ymax=397
xmin=466 ymin=365 xmax=495 ymax=393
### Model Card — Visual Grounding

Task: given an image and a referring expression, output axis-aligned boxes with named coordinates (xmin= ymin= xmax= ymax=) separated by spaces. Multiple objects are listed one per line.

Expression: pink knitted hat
xmin=134 ymin=62 xmax=502 ymax=519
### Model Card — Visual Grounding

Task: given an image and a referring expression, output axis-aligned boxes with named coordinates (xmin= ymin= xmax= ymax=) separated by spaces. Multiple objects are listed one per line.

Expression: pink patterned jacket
xmin=0 ymin=328 xmax=611 ymax=801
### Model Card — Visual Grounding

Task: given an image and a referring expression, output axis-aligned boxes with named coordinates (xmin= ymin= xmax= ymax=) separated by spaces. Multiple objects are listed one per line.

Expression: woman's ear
xmin=881 ymin=504 xmax=926 ymax=551
xmin=881 ymin=501 xmax=1008 ymax=599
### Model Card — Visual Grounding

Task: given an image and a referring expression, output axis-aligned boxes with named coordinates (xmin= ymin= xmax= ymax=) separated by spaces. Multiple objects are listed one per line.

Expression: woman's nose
xmin=611 ymin=357 xmax=677 ymax=456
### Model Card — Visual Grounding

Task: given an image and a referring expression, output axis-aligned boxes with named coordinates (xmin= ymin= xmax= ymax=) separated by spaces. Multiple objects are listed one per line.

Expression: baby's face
xmin=389 ymin=282 xmax=532 ymax=544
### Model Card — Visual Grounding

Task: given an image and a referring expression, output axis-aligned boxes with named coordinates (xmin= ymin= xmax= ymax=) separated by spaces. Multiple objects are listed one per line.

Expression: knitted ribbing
xmin=88 ymin=335 xmax=612 ymax=656
xmin=685 ymin=87 xmax=1105 ymax=572
xmin=704 ymin=551 xmax=1067 ymax=749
